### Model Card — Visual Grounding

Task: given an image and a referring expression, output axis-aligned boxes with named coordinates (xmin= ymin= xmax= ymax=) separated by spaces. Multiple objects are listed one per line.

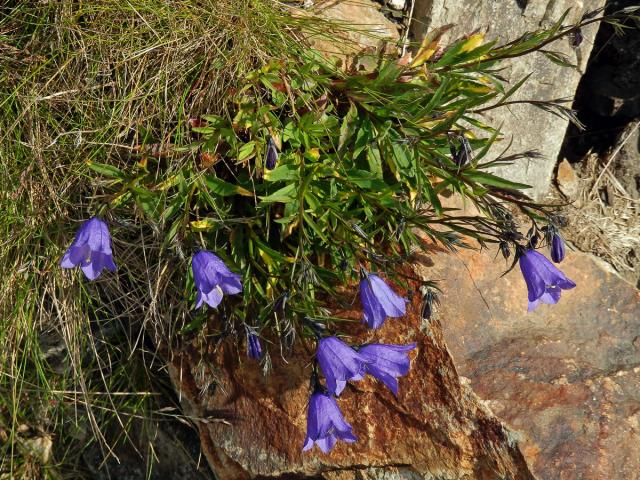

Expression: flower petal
xmin=219 ymin=272 xmax=242 ymax=295
xmin=316 ymin=435 xmax=337 ymax=454
xmin=317 ymin=337 xmax=369 ymax=395
xmin=368 ymin=275 xmax=406 ymax=317
xmin=519 ymin=252 xmax=546 ymax=302
xmin=359 ymin=343 xmax=416 ymax=396
xmin=360 ymin=278 xmax=387 ymax=329
xmin=200 ymin=286 xmax=224 ymax=308
xmin=192 ymin=251 xmax=218 ymax=294
xmin=83 ymin=217 xmax=113 ymax=254
xmin=81 ymin=250 xmax=106 ymax=280
xmin=60 ymin=245 xmax=89 ymax=268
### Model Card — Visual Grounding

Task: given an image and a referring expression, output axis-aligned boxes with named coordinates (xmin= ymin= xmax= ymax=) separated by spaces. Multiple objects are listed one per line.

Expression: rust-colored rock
xmin=421 ymin=249 xmax=640 ymax=480
xmin=168 ymin=272 xmax=535 ymax=479
xmin=556 ymin=159 xmax=580 ymax=200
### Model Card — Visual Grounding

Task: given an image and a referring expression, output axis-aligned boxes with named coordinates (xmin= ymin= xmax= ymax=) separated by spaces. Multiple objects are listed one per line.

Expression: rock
xmin=410 ymin=0 xmax=605 ymax=199
xmin=419 ymin=247 xmax=640 ymax=480
xmin=387 ymin=0 xmax=406 ymax=10
xmin=168 ymin=270 xmax=536 ymax=479
xmin=306 ymin=0 xmax=400 ymax=61
xmin=556 ymin=158 xmax=580 ymax=199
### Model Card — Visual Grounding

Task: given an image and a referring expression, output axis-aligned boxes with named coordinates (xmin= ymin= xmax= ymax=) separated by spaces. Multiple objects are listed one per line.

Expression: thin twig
xmin=402 ymin=0 xmax=415 ymax=57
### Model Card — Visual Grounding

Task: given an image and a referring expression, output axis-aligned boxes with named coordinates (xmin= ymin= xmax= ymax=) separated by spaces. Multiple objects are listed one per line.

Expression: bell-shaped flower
xmin=519 ymin=249 xmax=576 ymax=312
xmin=192 ymin=250 xmax=242 ymax=309
xmin=359 ymin=343 xmax=416 ymax=396
xmin=247 ymin=331 xmax=262 ymax=360
xmin=550 ymin=232 xmax=566 ymax=263
xmin=316 ymin=337 xmax=370 ymax=396
xmin=359 ymin=273 xmax=406 ymax=329
xmin=60 ymin=217 xmax=116 ymax=280
xmin=303 ymin=390 xmax=356 ymax=453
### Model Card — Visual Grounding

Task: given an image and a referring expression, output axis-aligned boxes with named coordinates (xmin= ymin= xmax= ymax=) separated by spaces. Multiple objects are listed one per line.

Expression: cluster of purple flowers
xmin=60 ymin=217 xmax=576 ymax=454
xmin=519 ymin=228 xmax=575 ymax=311
xmin=59 ymin=217 xmax=244 ymax=307
xmin=303 ymin=274 xmax=416 ymax=453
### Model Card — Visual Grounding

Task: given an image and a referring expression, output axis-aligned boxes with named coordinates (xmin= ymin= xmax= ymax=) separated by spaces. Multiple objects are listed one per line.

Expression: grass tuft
xmin=0 ymin=1 xmax=345 ymax=476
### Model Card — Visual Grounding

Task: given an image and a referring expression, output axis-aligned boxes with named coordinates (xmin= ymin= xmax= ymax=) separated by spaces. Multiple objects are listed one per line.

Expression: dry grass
xmin=562 ymin=124 xmax=640 ymax=286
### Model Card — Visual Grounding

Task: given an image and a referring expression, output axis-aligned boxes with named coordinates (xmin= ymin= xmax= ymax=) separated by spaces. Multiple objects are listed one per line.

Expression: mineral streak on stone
xmin=419 ymin=248 xmax=640 ymax=480
xmin=168 ymin=270 xmax=536 ymax=479
xmin=410 ymin=0 xmax=605 ymax=199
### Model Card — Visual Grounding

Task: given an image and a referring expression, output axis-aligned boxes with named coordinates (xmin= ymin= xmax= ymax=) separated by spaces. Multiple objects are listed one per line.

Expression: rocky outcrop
xmin=167 ymin=267 xmax=535 ymax=479
xmin=421 ymin=248 xmax=640 ymax=479
xmin=305 ymin=0 xmax=400 ymax=60
xmin=410 ymin=0 xmax=605 ymax=199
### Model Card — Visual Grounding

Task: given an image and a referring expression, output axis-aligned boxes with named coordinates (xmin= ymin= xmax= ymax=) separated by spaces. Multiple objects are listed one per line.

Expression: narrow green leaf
xmin=366 ymin=145 xmax=383 ymax=178
xmin=464 ymin=171 xmax=531 ymax=190
xmin=259 ymin=183 xmax=297 ymax=204
xmin=86 ymin=161 xmax=125 ymax=179
xmin=204 ymin=175 xmax=253 ymax=197
xmin=264 ymin=164 xmax=300 ymax=182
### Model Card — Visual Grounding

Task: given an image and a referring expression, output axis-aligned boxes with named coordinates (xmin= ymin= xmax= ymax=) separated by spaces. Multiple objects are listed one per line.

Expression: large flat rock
xmin=411 ymin=0 xmax=605 ymax=199
xmin=420 ymin=248 xmax=640 ymax=479
xmin=168 ymin=268 xmax=535 ymax=479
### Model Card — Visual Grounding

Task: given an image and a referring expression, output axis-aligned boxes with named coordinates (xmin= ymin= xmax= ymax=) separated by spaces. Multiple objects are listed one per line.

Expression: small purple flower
xmin=247 ymin=331 xmax=262 ymax=360
xmin=359 ymin=273 xmax=406 ymax=329
xmin=303 ymin=390 xmax=357 ymax=453
xmin=359 ymin=343 xmax=416 ymax=396
xmin=550 ymin=232 xmax=565 ymax=263
xmin=192 ymin=250 xmax=242 ymax=309
xmin=519 ymin=249 xmax=576 ymax=312
xmin=60 ymin=217 xmax=116 ymax=280
xmin=316 ymin=337 xmax=370 ymax=396
xmin=265 ymin=137 xmax=278 ymax=170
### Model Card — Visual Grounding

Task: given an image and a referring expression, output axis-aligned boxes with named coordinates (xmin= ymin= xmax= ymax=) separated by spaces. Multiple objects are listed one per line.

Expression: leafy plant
xmin=3 ymin=0 xmax=638 ymax=473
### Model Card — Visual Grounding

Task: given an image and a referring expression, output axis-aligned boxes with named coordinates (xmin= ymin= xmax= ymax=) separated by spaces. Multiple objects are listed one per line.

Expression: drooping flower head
xmin=265 ymin=137 xmax=278 ymax=170
xmin=359 ymin=272 xmax=406 ymax=329
xmin=550 ymin=231 xmax=565 ymax=263
xmin=519 ymin=249 xmax=575 ymax=312
xmin=303 ymin=389 xmax=356 ymax=453
xmin=192 ymin=250 xmax=242 ymax=309
xmin=359 ymin=343 xmax=416 ymax=396
xmin=316 ymin=336 xmax=370 ymax=396
xmin=247 ymin=330 xmax=262 ymax=360
xmin=420 ymin=287 xmax=439 ymax=321
xmin=60 ymin=217 xmax=116 ymax=280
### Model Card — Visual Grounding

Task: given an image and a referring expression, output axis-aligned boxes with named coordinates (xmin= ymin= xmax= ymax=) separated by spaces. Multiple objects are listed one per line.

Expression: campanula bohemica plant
xmin=12 ymin=2 xmax=636 ymax=470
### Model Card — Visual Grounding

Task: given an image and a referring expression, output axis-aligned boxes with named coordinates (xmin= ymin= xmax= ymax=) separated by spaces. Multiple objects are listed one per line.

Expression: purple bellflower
xmin=316 ymin=337 xmax=370 ymax=396
xmin=303 ymin=390 xmax=357 ymax=453
xmin=519 ymin=249 xmax=576 ymax=312
xmin=247 ymin=331 xmax=262 ymax=360
xmin=192 ymin=250 xmax=242 ymax=309
xmin=359 ymin=343 xmax=416 ymax=396
xmin=550 ymin=232 xmax=566 ymax=263
xmin=60 ymin=217 xmax=116 ymax=280
xmin=359 ymin=272 xmax=406 ymax=329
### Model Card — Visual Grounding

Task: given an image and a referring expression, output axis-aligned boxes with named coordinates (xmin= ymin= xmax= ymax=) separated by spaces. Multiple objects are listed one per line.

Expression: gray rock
xmin=410 ymin=0 xmax=605 ymax=199
xmin=387 ymin=0 xmax=406 ymax=10
xmin=310 ymin=0 xmax=400 ymax=58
